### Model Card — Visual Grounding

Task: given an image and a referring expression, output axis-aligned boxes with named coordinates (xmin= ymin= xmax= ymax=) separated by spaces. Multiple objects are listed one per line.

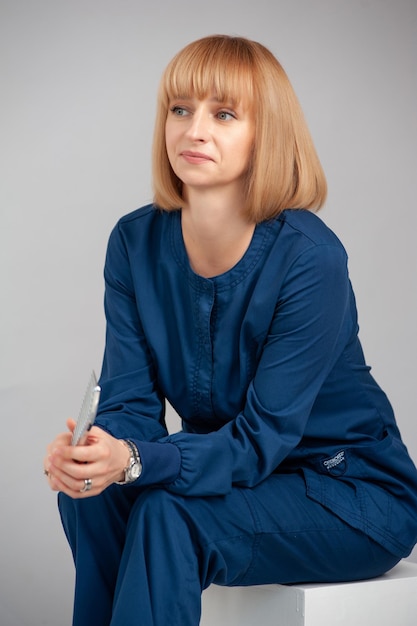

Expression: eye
xmin=170 ymin=105 xmax=189 ymax=117
xmin=216 ymin=110 xmax=235 ymax=121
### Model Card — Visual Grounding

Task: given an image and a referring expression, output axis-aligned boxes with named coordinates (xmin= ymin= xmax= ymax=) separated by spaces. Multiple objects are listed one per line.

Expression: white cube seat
xmin=201 ymin=560 xmax=417 ymax=626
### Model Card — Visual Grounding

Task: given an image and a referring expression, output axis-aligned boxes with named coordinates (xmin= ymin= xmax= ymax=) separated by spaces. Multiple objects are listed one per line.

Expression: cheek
xmin=165 ymin=119 xmax=175 ymax=144
xmin=237 ymin=136 xmax=254 ymax=170
xmin=165 ymin=127 xmax=177 ymax=163
xmin=165 ymin=122 xmax=184 ymax=152
xmin=164 ymin=130 xmax=182 ymax=177
xmin=236 ymin=126 xmax=255 ymax=161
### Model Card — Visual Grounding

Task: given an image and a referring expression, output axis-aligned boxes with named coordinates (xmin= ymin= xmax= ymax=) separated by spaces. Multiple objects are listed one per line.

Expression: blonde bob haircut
xmin=152 ymin=35 xmax=327 ymax=222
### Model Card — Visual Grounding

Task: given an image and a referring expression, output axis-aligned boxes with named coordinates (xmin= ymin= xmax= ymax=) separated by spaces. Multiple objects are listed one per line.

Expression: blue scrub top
xmin=95 ymin=204 xmax=417 ymax=557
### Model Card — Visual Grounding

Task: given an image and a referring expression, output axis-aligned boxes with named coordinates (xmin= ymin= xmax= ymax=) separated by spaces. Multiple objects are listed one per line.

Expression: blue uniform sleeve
xmin=160 ymin=242 xmax=354 ymax=495
xmin=95 ymin=225 xmax=171 ymax=435
xmin=95 ymin=222 xmax=182 ymax=485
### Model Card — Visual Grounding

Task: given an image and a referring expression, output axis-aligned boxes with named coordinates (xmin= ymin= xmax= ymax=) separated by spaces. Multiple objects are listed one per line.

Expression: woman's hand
xmin=44 ymin=419 xmax=130 ymax=498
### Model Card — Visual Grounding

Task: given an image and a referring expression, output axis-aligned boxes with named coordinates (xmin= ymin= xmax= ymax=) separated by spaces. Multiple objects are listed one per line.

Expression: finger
xmin=46 ymin=455 xmax=92 ymax=491
xmin=66 ymin=417 xmax=76 ymax=432
xmin=47 ymin=430 xmax=73 ymax=452
xmin=51 ymin=437 xmax=103 ymax=466
xmin=44 ymin=434 xmax=71 ymax=483
xmin=43 ymin=465 xmax=54 ymax=488
xmin=51 ymin=467 xmax=104 ymax=499
xmin=51 ymin=469 xmax=91 ymax=495
xmin=49 ymin=439 xmax=95 ymax=473
xmin=80 ymin=425 xmax=106 ymax=448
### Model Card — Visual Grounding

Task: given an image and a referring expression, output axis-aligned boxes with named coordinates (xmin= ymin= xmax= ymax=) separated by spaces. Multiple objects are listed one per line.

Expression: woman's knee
xmin=58 ymin=483 xmax=136 ymax=555
xmin=129 ymin=487 xmax=189 ymax=530
xmin=125 ymin=488 xmax=204 ymax=561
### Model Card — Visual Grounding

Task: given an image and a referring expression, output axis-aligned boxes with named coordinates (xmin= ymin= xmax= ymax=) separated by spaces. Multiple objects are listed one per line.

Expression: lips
xmin=180 ymin=150 xmax=214 ymax=164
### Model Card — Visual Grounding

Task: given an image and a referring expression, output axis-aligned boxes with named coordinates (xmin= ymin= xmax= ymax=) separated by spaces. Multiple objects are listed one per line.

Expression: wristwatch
xmin=116 ymin=439 xmax=142 ymax=485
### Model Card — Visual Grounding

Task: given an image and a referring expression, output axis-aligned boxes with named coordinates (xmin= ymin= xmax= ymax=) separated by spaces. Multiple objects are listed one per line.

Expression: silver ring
xmin=80 ymin=478 xmax=92 ymax=493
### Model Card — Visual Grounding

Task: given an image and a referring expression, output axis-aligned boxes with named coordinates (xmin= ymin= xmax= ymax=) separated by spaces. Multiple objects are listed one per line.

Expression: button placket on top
xmin=190 ymin=276 xmax=216 ymax=421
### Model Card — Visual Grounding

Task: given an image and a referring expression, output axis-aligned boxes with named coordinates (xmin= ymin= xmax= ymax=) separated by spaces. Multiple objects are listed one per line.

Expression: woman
xmin=44 ymin=35 xmax=417 ymax=626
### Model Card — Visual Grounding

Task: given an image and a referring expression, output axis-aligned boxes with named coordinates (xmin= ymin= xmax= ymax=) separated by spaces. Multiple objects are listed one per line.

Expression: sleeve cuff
xmin=130 ymin=440 xmax=181 ymax=487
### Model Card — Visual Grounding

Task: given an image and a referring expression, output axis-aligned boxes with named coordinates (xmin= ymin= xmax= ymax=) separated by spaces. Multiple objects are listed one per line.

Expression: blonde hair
xmin=152 ymin=35 xmax=327 ymax=222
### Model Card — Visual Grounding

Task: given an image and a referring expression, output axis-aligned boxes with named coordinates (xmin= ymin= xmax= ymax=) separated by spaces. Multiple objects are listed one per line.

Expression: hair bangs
xmin=162 ymin=36 xmax=254 ymax=108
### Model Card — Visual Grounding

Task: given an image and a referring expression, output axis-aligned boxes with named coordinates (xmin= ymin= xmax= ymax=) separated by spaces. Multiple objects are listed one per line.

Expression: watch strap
xmin=115 ymin=439 xmax=142 ymax=485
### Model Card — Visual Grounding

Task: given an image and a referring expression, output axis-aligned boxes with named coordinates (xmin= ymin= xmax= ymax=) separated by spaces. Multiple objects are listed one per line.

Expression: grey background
xmin=1 ymin=0 xmax=416 ymax=624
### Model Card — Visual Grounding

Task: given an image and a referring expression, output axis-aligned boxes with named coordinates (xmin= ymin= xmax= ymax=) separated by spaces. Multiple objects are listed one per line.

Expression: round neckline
xmin=170 ymin=210 xmax=274 ymax=291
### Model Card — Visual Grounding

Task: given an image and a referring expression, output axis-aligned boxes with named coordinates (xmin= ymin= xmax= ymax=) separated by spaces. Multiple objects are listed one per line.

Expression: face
xmin=165 ymin=95 xmax=254 ymax=198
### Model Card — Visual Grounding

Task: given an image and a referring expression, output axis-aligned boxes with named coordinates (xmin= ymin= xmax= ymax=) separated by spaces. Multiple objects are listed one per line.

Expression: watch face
xmin=128 ymin=463 xmax=141 ymax=480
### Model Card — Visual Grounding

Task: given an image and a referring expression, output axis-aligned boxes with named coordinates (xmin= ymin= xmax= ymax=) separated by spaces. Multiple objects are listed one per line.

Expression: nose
xmin=186 ymin=107 xmax=210 ymax=142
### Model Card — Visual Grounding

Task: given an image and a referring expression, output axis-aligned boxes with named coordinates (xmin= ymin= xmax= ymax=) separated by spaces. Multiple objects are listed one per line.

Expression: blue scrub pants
xmin=58 ymin=472 xmax=399 ymax=626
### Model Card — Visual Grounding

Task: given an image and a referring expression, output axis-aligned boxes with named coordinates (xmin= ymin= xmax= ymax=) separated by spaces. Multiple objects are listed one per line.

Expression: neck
xmin=181 ymin=187 xmax=256 ymax=278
